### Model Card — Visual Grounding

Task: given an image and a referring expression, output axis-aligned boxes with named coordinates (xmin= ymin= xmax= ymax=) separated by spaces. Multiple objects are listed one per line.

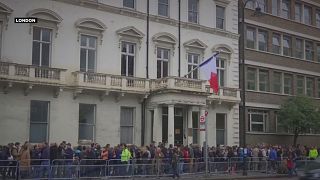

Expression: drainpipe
xmin=146 ymin=0 xmax=149 ymax=79
xmin=141 ymin=0 xmax=150 ymax=145
xmin=178 ymin=0 xmax=181 ymax=77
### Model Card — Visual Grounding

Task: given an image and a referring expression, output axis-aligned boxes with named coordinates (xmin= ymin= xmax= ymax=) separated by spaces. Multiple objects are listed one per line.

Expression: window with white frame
xmin=284 ymin=74 xmax=293 ymax=95
xmin=121 ymin=42 xmax=135 ymax=76
xmin=79 ymin=104 xmax=96 ymax=141
xmin=316 ymin=10 xmax=320 ymax=28
xmin=187 ymin=53 xmax=199 ymax=79
xmin=188 ymin=0 xmax=198 ymax=23
xmin=273 ymin=72 xmax=282 ymax=93
xmin=30 ymin=100 xmax=49 ymax=143
xmin=158 ymin=0 xmax=169 ymax=17
xmin=295 ymin=38 xmax=304 ymax=59
xmin=246 ymin=27 xmax=256 ymax=49
xmin=258 ymin=30 xmax=268 ymax=52
xmin=283 ymin=36 xmax=292 ymax=56
xmin=304 ymin=6 xmax=312 ymax=25
xmin=272 ymin=33 xmax=281 ymax=54
xmin=32 ymin=27 xmax=52 ymax=67
xmin=281 ymin=0 xmax=290 ymax=19
xmin=259 ymin=69 xmax=269 ymax=92
xmin=306 ymin=77 xmax=314 ymax=97
xmin=296 ymin=76 xmax=304 ymax=95
xmin=247 ymin=67 xmax=257 ymax=90
xmin=216 ymin=58 xmax=225 ymax=86
xmin=216 ymin=6 xmax=225 ymax=29
xmin=248 ymin=109 xmax=268 ymax=132
xmin=272 ymin=0 xmax=280 ymax=16
xmin=80 ymin=35 xmax=97 ymax=72
xmin=295 ymin=3 xmax=302 ymax=22
xmin=120 ymin=107 xmax=134 ymax=144
xmin=157 ymin=48 xmax=169 ymax=78
xmin=123 ymin=0 xmax=135 ymax=9
xmin=305 ymin=41 xmax=314 ymax=61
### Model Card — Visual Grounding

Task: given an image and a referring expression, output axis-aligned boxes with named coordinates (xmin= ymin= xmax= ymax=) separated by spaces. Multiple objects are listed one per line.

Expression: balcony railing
xmin=0 ymin=62 xmax=66 ymax=85
xmin=150 ymin=77 xmax=206 ymax=92
xmin=206 ymin=86 xmax=240 ymax=102
xmin=73 ymin=71 xmax=150 ymax=93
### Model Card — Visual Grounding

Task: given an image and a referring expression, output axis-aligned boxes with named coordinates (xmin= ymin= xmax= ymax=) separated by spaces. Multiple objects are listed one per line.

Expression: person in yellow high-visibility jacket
xmin=120 ymin=144 xmax=132 ymax=175
xmin=309 ymin=147 xmax=318 ymax=160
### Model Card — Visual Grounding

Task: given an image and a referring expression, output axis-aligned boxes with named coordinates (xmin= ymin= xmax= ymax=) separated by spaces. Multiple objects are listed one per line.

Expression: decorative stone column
xmin=187 ymin=106 xmax=193 ymax=144
xmin=153 ymin=106 xmax=162 ymax=144
xmin=168 ymin=104 xmax=175 ymax=146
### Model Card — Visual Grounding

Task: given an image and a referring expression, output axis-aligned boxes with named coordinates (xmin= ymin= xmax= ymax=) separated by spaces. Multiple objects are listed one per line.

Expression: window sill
xmin=245 ymin=48 xmax=320 ymax=65
xmin=246 ymin=90 xmax=320 ymax=100
xmin=246 ymin=131 xmax=320 ymax=136
xmin=245 ymin=8 xmax=320 ymax=30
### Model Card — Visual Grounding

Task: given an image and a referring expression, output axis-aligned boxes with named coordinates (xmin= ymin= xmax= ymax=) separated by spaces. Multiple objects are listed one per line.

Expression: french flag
xmin=199 ymin=54 xmax=219 ymax=94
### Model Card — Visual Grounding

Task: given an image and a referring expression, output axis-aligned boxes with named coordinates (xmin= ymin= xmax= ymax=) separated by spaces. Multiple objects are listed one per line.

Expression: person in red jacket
xmin=182 ymin=146 xmax=190 ymax=173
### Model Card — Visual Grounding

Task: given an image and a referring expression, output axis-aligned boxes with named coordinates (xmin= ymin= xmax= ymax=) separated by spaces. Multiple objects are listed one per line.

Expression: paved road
xmin=246 ymin=178 xmax=299 ymax=180
xmin=106 ymin=175 xmax=301 ymax=180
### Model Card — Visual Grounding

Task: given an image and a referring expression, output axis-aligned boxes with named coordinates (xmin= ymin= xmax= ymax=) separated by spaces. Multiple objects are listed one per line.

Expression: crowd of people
xmin=0 ymin=141 xmax=319 ymax=179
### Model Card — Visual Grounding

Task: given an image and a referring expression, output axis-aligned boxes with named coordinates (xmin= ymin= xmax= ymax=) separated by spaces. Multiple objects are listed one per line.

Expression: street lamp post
xmin=239 ymin=0 xmax=262 ymax=176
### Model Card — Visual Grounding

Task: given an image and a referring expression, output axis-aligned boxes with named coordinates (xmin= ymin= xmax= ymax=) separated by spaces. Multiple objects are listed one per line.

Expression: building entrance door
xmin=174 ymin=107 xmax=183 ymax=145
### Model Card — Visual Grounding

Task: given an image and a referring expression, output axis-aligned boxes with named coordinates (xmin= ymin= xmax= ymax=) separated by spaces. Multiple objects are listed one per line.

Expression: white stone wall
xmin=0 ymin=88 xmax=142 ymax=146
xmin=0 ymin=0 xmax=239 ymax=146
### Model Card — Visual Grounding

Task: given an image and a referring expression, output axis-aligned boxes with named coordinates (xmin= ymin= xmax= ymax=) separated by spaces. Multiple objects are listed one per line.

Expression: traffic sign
xmin=200 ymin=115 xmax=205 ymax=123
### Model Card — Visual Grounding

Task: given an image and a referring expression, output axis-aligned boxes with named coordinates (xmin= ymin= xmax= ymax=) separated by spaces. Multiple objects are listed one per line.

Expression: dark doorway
xmin=174 ymin=107 xmax=183 ymax=146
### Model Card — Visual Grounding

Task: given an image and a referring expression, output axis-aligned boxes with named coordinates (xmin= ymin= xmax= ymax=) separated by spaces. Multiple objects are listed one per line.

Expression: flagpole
xmin=183 ymin=51 xmax=220 ymax=78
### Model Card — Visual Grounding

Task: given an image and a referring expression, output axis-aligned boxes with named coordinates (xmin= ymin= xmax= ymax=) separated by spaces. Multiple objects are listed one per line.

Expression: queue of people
xmin=0 ymin=141 xmax=319 ymax=179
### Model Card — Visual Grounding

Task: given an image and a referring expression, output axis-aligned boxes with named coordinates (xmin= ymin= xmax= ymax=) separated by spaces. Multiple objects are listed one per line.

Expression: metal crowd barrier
xmin=0 ymin=160 xmax=18 ymax=179
xmin=0 ymin=157 xmax=316 ymax=179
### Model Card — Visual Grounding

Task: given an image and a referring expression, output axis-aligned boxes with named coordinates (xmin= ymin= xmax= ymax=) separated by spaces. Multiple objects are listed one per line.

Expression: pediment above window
xmin=26 ymin=8 xmax=62 ymax=23
xmin=214 ymin=0 xmax=231 ymax=7
xmin=212 ymin=44 xmax=233 ymax=63
xmin=152 ymin=32 xmax=177 ymax=45
xmin=26 ymin=8 xmax=62 ymax=37
xmin=116 ymin=26 xmax=144 ymax=39
xmin=75 ymin=18 xmax=107 ymax=44
xmin=75 ymin=18 xmax=107 ymax=32
xmin=212 ymin=44 xmax=233 ymax=54
xmin=183 ymin=39 xmax=208 ymax=51
xmin=0 ymin=2 xmax=13 ymax=29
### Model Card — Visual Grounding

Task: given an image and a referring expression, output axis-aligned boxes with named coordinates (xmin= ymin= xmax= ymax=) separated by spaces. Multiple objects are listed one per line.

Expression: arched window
xmin=26 ymin=8 xmax=62 ymax=37
xmin=116 ymin=26 xmax=144 ymax=76
xmin=212 ymin=44 xmax=233 ymax=87
xmin=152 ymin=32 xmax=177 ymax=78
xmin=184 ymin=39 xmax=207 ymax=79
xmin=0 ymin=2 xmax=12 ymax=57
xmin=26 ymin=9 xmax=62 ymax=67
xmin=0 ymin=2 xmax=13 ymax=30
xmin=75 ymin=18 xmax=106 ymax=72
